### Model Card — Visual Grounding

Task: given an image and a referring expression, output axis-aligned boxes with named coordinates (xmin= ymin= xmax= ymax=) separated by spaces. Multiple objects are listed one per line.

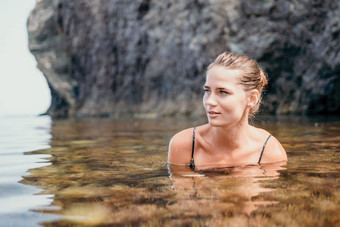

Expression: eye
xmin=203 ymin=88 xmax=210 ymax=93
xmin=219 ymin=90 xmax=229 ymax=95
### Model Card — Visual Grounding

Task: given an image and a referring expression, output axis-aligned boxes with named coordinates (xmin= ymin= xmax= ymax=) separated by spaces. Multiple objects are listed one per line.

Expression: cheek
xmin=202 ymin=94 xmax=208 ymax=105
xmin=220 ymin=96 xmax=247 ymax=112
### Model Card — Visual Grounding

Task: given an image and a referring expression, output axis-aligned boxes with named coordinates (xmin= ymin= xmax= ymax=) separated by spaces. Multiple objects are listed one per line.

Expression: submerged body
xmin=168 ymin=52 xmax=287 ymax=169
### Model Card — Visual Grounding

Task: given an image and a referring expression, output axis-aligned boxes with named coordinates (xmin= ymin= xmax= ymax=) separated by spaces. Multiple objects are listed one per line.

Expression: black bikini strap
xmin=258 ymin=134 xmax=272 ymax=164
xmin=190 ymin=127 xmax=196 ymax=170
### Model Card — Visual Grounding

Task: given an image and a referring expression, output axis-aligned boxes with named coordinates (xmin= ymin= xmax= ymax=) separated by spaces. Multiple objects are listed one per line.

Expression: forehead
xmin=205 ymin=66 xmax=243 ymax=86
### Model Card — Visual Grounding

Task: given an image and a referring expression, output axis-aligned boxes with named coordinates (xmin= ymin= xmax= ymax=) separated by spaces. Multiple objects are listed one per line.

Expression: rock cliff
xmin=28 ymin=0 xmax=340 ymax=117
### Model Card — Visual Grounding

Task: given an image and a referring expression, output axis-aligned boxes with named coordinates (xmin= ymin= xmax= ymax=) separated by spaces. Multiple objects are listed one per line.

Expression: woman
xmin=168 ymin=51 xmax=287 ymax=170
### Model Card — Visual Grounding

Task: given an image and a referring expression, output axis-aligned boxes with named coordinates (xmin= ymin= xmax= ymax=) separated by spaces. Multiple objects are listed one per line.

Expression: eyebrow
xmin=203 ymin=85 xmax=229 ymax=90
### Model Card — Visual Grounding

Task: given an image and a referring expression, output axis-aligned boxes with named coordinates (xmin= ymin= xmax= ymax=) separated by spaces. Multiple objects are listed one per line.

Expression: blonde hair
xmin=207 ymin=51 xmax=268 ymax=116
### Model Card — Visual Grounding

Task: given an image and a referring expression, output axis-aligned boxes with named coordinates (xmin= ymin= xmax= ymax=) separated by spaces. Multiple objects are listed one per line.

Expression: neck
xmin=210 ymin=116 xmax=251 ymax=152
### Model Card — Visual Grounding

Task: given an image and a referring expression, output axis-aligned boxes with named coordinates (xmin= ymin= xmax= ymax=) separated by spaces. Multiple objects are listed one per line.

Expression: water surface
xmin=1 ymin=116 xmax=339 ymax=226
xmin=0 ymin=116 xmax=59 ymax=226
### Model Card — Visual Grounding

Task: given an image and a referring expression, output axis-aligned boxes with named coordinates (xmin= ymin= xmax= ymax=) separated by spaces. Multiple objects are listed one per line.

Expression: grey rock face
xmin=28 ymin=0 xmax=340 ymax=117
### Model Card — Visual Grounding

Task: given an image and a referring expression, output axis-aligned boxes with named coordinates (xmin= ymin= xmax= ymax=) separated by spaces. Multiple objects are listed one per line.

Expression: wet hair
xmin=207 ymin=51 xmax=268 ymax=116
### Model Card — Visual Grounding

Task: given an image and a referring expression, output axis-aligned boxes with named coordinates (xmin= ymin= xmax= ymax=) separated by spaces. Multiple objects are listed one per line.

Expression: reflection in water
xmin=0 ymin=116 xmax=59 ymax=226
xmin=168 ymin=163 xmax=285 ymax=225
xmin=9 ymin=117 xmax=340 ymax=226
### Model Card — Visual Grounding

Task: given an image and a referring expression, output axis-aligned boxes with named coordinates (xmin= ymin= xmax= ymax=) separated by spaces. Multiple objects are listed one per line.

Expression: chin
xmin=207 ymin=116 xmax=243 ymax=128
xmin=207 ymin=118 xmax=227 ymax=127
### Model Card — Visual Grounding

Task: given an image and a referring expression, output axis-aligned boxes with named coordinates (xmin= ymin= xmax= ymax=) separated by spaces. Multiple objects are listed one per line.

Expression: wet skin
xmin=168 ymin=66 xmax=287 ymax=169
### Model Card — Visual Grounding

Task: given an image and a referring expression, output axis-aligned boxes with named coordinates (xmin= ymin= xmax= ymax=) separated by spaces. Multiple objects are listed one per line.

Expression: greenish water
xmin=0 ymin=115 xmax=339 ymax=226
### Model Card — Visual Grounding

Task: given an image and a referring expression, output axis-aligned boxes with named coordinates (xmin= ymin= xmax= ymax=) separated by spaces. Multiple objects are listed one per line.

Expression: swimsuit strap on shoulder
xmin=190 ymin=127 xmax=196 ymax=170
xmin=258 ymin=134 xmax=272 ymax=164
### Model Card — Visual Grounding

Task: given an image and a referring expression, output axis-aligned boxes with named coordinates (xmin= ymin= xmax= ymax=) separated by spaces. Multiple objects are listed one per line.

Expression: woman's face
xmin=203 ymin=66 xmax=249 ymax=127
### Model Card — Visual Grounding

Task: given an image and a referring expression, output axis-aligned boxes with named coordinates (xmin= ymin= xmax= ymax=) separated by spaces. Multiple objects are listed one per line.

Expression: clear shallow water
xmin=0 ymin=115 xmax=339 ymax=226
xmin=0 ymin=116 xmax=59 ymax=226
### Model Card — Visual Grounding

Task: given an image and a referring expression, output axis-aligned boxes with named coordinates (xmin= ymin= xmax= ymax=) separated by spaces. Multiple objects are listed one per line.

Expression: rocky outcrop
xmin=28 ymin=0 xmax=340 ymax=117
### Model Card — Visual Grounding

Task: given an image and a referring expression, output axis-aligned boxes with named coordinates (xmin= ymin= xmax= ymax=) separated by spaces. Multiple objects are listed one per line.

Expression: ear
xmin=247 ymin=89 xmax=260 ymax=108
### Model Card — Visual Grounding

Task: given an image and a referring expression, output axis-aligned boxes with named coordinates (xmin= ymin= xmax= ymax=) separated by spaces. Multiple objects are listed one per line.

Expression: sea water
xmin=0 ymin=115 xmax=339 ymax=226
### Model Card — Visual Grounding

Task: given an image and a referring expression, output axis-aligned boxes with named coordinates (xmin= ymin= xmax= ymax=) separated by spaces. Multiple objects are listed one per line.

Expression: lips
xmin=207 ymin=111 xmax=221 ymax=116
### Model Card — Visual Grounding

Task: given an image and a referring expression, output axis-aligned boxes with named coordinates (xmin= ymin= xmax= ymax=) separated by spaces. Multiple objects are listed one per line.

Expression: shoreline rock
xmin=28 ymin=0 xmax=340 ymax=117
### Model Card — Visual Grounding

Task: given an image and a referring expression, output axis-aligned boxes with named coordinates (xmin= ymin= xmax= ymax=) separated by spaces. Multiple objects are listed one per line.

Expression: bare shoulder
xmin=259 ymin=129 xmax=287 ymax=163
xmin=168 ymin=127 xmax=195 ymax=165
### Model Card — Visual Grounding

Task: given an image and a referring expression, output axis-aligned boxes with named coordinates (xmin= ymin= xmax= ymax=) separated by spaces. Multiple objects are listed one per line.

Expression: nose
xmin=204 ymin=93 xmax=217 ymax=107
